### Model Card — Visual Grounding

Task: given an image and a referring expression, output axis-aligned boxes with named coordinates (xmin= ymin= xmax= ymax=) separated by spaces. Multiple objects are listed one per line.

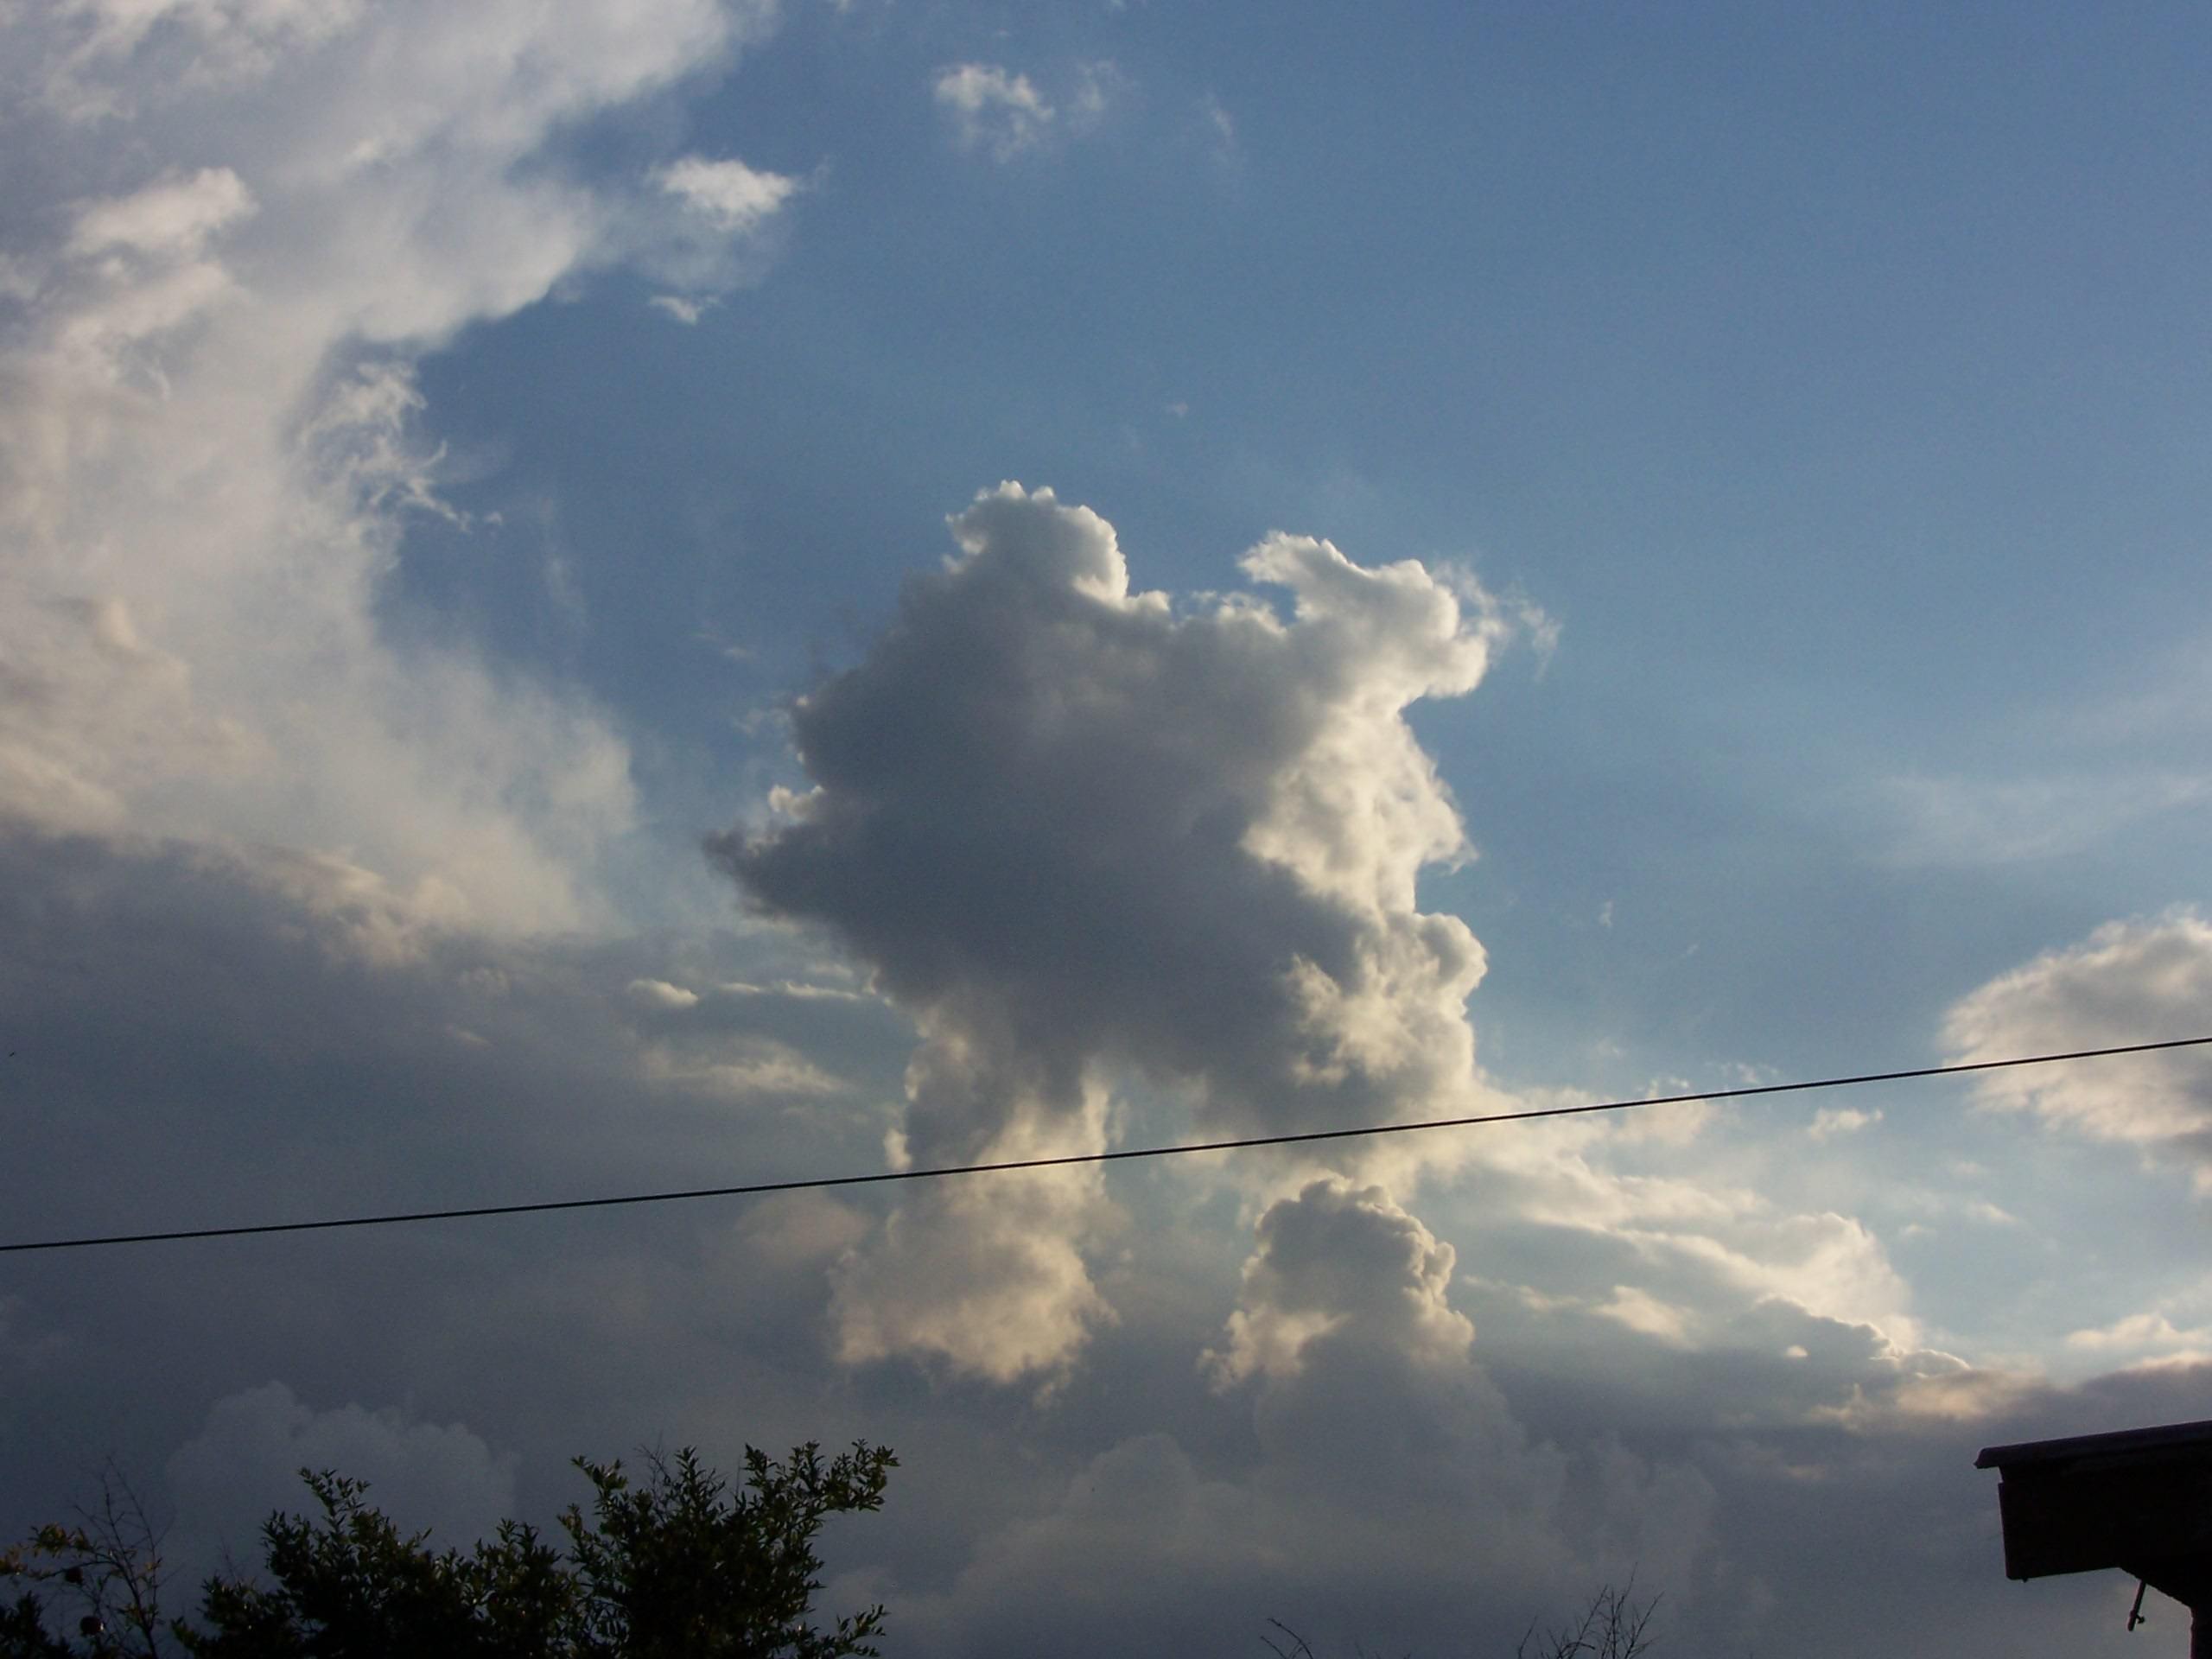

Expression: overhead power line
xmin=3 ymin=1036 xmax=2208 ymax=1257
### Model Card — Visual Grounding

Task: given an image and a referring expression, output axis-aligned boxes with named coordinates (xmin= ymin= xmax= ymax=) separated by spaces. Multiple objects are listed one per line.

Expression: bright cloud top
xmin=714 ymin=482 xmax=1535 ymax=1380
xmin=1205 ymin=1178 xmax=1474 ymax=1387
xmin=0 ymin=0 xmax=791 ymax=935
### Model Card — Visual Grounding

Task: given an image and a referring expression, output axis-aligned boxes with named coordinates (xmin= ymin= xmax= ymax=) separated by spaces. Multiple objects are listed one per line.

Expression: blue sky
xmin=5 ymin=3 xmax=2212 ymax=1655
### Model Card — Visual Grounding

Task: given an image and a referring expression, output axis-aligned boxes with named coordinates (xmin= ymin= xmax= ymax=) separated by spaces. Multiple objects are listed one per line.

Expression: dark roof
xmin=1976 ymin=1418 xmax=2212 ymax=1471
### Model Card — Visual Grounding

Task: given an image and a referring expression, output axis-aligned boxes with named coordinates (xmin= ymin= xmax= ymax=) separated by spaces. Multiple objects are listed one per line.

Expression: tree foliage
xmin=557 ymin=1446 xmax=894 ymax=1659
xmin=3 ymin=1442 xmax=894 ymax=1659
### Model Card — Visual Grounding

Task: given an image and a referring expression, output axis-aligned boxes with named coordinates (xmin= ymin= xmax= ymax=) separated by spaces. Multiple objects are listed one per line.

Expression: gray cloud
xmin=712 ymin=482 xmax=1531 ymax=1378
xmin=2 ymin=822 xmax=2195 ymax=1659
xmin=0 ymin=821 xmax=914 ymax=1565
xmin=897 ymin=1172 xmax=1717 ymax=1657
xmin=168 ymin=1383 xmax=517 ymax=1578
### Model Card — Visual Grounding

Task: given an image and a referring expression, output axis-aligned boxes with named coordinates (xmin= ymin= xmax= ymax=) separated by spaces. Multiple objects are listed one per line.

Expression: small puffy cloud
xmin=1944 ymin=912 xmax=2212 ymax=1180
xmin=933 ymin=63 xmax=1053 ymax=159
xmin=654 ymin=155 xmax=799 ymax=234
xmin=639 ymin=153 xmax=803 ymax=299
xmin=1807 ymin=1105 xmax=1880 ymax=1141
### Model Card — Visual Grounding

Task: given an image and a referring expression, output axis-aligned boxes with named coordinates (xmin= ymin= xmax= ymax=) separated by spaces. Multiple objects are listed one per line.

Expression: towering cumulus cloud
xmin=714 ymin=483 xmax=1537 ymax=1381
xmin=0 ymin=0 xmax=790 ymax=935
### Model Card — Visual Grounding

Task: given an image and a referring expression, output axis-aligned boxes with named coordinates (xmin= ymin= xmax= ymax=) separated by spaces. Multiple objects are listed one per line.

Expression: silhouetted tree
xmin=1512 ymin=1582 xmax=1659 ymax=1659
xmin=557 ymin=1446 xmax=894 ymax=1659
xmin=3 ymin=1442 xmax=894 ymax=1659
xmin=177 ymin=1469 xmax=575 ymax=1659
xmin=2 ymin=1463 xmax=171 ymax=1659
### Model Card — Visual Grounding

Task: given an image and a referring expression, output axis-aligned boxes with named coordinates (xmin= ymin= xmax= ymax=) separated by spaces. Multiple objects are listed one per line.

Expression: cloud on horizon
xmin=0 ymin=767 xmax=2190 ymax=1659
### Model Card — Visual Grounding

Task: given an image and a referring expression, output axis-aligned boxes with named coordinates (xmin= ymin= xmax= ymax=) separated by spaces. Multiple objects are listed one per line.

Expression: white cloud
xmin=0 ymin=0 xmax=786 ymax=935
xmin=656 ymin=155 xmax=799 ymax=233
xmin=639 ymin=153 xmax=803 ymax=297
xmin=1944 ymin=912 xmax=2212 ymax=1180
xmin=1807 ymin=1105 xmax=1880 ymax=1141
xmin=933 ymin=63 xmax=1053 ymax=159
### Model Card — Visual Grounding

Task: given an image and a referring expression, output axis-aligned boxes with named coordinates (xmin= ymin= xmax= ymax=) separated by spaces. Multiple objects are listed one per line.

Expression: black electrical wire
xmin=3 ymin=1035 xmax=2207 ymax=1256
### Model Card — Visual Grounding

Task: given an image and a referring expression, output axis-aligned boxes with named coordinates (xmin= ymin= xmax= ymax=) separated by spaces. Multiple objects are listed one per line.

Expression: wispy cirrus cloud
xmin=932 ymin=60 xmax=1125 ymax=161
xmin=1872 ymin=771 xmax=2211 ymax=868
